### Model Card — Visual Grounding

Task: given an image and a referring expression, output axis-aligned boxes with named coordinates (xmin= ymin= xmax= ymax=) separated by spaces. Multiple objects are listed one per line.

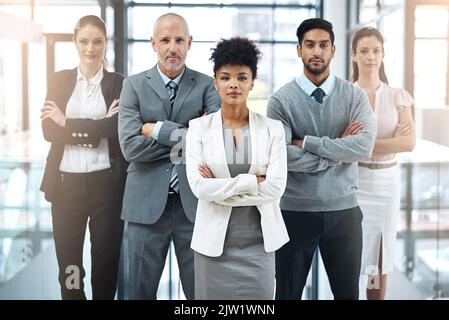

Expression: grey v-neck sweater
xmin=267 ymin=77 xmax=376 ymax=212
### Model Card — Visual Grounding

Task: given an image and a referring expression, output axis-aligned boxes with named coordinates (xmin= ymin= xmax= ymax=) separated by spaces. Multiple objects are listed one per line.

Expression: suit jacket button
xmin=72 ymin=133 xmax=77 ymax=137
xmin=84 ymin=133 xmax=88 ymax=137
xmin=77 ymin=133 xmax=83 ymax=137
xmin=83 ymin=144 xmax=87 ymax=147
xmin=165 ymin=168 xmax=170 ymax=172
xmin=88 ymin=144 xmax=93 ymax=148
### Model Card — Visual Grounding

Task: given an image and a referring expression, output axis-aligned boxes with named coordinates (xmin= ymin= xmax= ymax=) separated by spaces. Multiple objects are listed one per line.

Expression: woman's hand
xmin=393 ymin=122 xmax=412 ymax=137
xmin=341 ymin=121 xmax=364 ymax=138
xmin=198 ymin=164 xmax=214 ymax=178
xmin=256 ymin=175 xmax=266 ymax=183
xmin=41 ymin=100 xmax=66 ymax=127
xmin=105 ymin=99 xmax=120 ymax=118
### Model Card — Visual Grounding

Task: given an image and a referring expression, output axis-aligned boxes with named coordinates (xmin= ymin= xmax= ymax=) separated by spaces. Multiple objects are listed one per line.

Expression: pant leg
xmin=51 ymin=173 xmax=88 ymax=300
xmin=172 ymin=195 xmax=195 ymax=300
xmin=319 ymin=206 xmax=363 ymax=300
xmin=275 ymin=210 xmax=322 ymax=300
xmin=127 ymin=212 xmax=172 ymax=300
xmin=87 ymin=170 xmax=124 ymax=300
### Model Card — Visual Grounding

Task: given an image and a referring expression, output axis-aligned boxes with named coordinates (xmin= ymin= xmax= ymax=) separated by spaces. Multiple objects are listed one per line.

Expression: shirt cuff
xmin=302 ymin=135 xmax=321 ymax=155
xmin=302 ymin=135 xmax=308 ymax=149
xmin=151 ymin=121 xmax=164 ymax=140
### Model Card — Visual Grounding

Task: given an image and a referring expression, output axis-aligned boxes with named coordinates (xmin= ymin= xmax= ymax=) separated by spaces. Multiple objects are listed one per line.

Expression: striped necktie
xmin=167 ymin=80 xmax=178 ymax=111
xmin=166 ymin=80 xmax=179 ymax=193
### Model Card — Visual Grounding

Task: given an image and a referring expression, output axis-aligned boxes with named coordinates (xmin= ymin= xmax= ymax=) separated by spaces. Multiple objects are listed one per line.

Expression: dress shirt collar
xmin=76 ymin=65 xmax=104 ymax=86
xmin=296 ymin=72 xmax=335 ymax=97
xmin=157 ymin=64 xmax=185 ymax=87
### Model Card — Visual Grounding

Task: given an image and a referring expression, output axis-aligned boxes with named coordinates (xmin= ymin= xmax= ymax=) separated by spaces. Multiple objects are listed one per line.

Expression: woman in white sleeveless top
xmin=351 ymin=27 xmax=416 ymax=300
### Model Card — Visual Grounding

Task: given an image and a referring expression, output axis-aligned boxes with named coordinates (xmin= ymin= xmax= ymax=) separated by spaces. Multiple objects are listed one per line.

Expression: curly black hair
xmin=210 ymin=37 xmax=261 ymax=79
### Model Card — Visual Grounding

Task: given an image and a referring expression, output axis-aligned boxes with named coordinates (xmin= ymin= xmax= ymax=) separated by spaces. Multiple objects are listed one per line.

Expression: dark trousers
xmin=51 ymin=169 xmax=124 ymax=300
xmin=275 ymin=206 xmax=363 ymax=300
xmin=127 ymin=194 xmax=194 ymax=300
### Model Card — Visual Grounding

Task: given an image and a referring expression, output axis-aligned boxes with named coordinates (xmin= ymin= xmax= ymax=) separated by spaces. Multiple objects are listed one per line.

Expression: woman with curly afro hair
xmin=185 ymin=37 xmax=289 ymax=299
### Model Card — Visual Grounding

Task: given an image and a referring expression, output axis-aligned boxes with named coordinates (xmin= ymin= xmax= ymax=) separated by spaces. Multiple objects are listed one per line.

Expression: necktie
xmin=166 ymin=81 xmax=179 ymax=193
xmin=311 ymin=88 xmax=325 ymax=103
xmin=167 ymin=81 xmax=178 ymax=111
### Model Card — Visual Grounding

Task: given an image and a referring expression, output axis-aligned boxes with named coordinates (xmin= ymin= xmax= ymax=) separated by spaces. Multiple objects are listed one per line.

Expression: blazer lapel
xmin=208 ymin=110 xmax=231 ymax=178
xmin=172 ymin=67 xmax=195 ymax=120
xmin=61 ymin=68 xmax=77 ymax=114
xmin=145 ymin=65 xmax=170 ymax=117
xmin=101 ymin=69 xmax=113 ymax=111
xmin=248 ymin=111 xmax=259 ymax=175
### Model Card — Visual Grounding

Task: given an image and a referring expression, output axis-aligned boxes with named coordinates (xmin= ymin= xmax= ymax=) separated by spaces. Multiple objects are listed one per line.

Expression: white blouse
xmin=59 ymin=66 xmax=111 ymax=173
xmin=356 ymin=81 xmax=414 ymax=163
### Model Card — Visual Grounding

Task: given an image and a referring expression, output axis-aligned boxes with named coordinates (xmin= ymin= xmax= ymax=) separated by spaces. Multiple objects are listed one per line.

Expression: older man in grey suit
xmin=118 ymin=13 xmax=220 ymax=299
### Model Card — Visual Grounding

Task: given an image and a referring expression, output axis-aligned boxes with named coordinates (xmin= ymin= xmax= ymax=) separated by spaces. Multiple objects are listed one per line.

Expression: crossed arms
xmin=118 ymin=78 xmax=218 ymax=163
xmin=185 ymin=120 xmax=287 ymax=207
xmin=266 ymin=94 xmax=377 ymax=174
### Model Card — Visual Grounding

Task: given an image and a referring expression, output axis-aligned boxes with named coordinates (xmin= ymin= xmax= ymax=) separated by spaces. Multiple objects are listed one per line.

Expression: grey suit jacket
xmin=118 ymin=65 xmax=220 ymax=225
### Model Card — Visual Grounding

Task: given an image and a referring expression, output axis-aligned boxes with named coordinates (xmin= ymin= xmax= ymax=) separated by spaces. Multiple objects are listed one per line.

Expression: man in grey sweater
xmin=267 ymin=18 xmax=376 ymax=300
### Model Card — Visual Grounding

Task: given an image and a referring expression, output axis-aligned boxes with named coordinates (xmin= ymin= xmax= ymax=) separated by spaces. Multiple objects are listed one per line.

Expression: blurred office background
xmin=0 ymin=0 xmax=448 ymax=300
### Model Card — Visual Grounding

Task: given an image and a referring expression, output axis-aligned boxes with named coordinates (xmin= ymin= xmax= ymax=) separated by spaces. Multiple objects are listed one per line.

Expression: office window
xmin=359 ymin=0 xmax=379 ymax=24
xmin=413 ymin=5 xmax=448 ymax=108
xmin=0 ymin=40 xmax=22 ymax=134
xmin=34 ymin=5 xmax=100 ymax=33
xmin=381 ymin=7 xmax=405 ymax=88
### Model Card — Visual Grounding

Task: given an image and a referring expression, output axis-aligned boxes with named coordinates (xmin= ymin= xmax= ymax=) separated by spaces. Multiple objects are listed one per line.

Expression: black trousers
xmin=51 ymin=169 xmax=124 ymax=300
xmin=275 ymin=206 xmax=363 ymax=300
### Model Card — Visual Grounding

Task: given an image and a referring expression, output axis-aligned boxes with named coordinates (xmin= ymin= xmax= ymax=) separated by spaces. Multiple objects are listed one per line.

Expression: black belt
xmin=59 ymin=169 xmax=112 ymax=182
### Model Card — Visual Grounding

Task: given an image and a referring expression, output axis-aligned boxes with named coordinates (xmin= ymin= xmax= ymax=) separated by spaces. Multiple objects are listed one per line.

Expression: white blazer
xmin=186 ymin=109 xmax=290 ymax=257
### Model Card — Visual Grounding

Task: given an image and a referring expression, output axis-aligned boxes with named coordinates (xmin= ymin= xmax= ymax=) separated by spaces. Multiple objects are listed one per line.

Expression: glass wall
xmin=406 ymin=1 xmax=449 ymax=299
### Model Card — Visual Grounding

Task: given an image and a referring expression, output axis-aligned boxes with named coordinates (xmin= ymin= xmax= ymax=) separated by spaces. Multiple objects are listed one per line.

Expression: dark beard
xmin=304 ymin=59 xmax=330 ymax=76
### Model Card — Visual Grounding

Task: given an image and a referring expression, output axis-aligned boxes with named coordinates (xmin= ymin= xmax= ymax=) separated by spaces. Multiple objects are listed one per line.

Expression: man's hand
xmin=199 ymin=164 xmax=214 ymax=178
xmin=141 ymin=123 xmax=156 ymax=137
xmin=341 ymin=122 xmax=364 ymax=138
xmin=41 ymin=100 xmax=67 ymax=127
xmin=292 ymin=139 xmax=303 ymax=148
